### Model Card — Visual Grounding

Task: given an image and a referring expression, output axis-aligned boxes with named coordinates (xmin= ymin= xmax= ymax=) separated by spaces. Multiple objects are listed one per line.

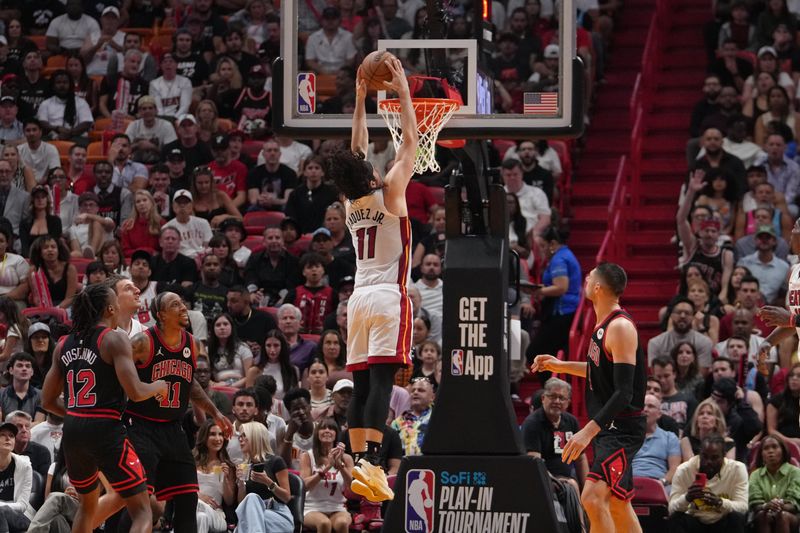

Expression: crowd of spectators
xmin=0 ymin=0 xmax=622 ymax=531
xmin=524 ymin=1 xmax=800 ymax=531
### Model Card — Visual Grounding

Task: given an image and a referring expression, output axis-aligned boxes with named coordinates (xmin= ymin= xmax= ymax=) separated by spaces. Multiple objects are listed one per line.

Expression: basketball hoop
xmin=378 ymin=98 xmax=460 ymax=174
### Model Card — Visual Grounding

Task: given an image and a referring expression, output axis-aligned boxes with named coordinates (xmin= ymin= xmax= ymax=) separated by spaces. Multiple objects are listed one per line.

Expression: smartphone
xmin=251 ymin=463 xmax=265 ymax=473
xmin=694 ymin=472 xmax=707 ymax=488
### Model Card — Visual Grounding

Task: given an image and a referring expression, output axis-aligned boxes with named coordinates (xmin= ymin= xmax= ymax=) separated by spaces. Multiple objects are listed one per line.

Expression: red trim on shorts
xmin=124 ymin=410 xmax=171 ymax=423
xmin=70 ymin=471 xmax=99 ymax=489
xmin=347 ymin=362 xmax=369 ymax=372
xmin=67 ymin=409 xmax=122 ymax=420
xmin=396 ymin=216 xmax=411 ymax=289
xmin=393 ymin=290 xmax=412 ymax=367
xmin=137 ymin=330 xmax=155 ymax=369
xmin=156 ymin=483 xmax=200 ymax=500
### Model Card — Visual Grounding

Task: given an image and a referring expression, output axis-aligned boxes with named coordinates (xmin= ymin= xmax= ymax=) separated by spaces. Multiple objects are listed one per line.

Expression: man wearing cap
xmin=318 ymin=379 xmax=354 ymax=429
xmin=710 ymin=377 xmax=762 ymax=462
xmin=309 ymin=227 xmax=355 ymax=290
xmin=0 ymin=96 xmax=23 ymax=146
xmin=220 ymin=218 xmax=252 ymax=268
xmin=173 ymin=28 xmax=210 ymax=89
xmin=737 ymin=224 xmax=790 ymax=303
xmin=125 ymin=95 xmax=178 ymax=163
xmin=81 ymin=5 xmax=126 ymax=76
xmin=45 ymin=0 xmax=99 ymax=55
xmin=0 ymin=420 xmax=35 ymax=531
xmin=209 ymin=134 xmax=248 ymax=209
xmin=754 ymin=133 xmax=800 ymax=214
xmin=99 ymin=48 xmax=149 ymax=120
xmin=304 ymin=6 xmax=357 ymax=74
xmin=231 ymin=64 xmax=271 ymax=139
xmin=531 ymin=43 xmax=560 ymax=93
xmin=164 ymin=189 xmax=213 ymax=256
xmin=165 ymin=148 xmax=192 ymax=191
xmin=149 ymin=52 xmax=192 ymax=119
xmin=246 ymin=138 xmax=298 ymax=211
xmin=162 ymin=113 xmax=213 ymax=172
xmin=0 ymin=158 xmax=29 ymax=242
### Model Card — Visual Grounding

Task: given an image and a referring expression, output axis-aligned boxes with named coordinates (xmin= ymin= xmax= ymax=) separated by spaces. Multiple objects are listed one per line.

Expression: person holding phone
xmin=234 ymin=421 xmax=294 ymax=533
xmin=668 ymin=434 xmax=749 ymax=532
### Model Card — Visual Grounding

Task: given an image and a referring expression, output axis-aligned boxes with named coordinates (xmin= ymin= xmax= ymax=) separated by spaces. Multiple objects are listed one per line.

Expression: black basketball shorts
xmin=587 ymin=415 xmax=646 ymax=501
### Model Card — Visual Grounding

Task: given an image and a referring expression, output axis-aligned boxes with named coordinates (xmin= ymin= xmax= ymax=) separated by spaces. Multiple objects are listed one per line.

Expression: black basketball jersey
xmin=585 ymin=309 xmax=646 ymax=424
xmin=688 ymin=247 xmax=724 ymax=295
xmin=58 ymin=326 xmax=126 ymax=420
xmin=125 ymin=326 xmax=196 ymax=423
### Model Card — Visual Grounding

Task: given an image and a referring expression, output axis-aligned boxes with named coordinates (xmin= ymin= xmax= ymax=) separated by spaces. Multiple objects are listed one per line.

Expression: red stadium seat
xmin=23 ymin=307 xmax=71 ymax=327
xmin=257 ymin=307 xmax=279 ymax=320
xmin=244 ymin=211 xmax=285 ymax=235
xmin=242 ymin=141 xmax=263 ymax=160
xmin=242 ymin=235 xmax=264 ymax=254
xmin=429 ymin=186 xmax=445 ymax=205
xmin=631 ymin=477 xmax=668 ymax=533
xmin=299 ymin=333 xmax=320 ymax=344
xmin=71 ymin=258 xmax=95 ymax=281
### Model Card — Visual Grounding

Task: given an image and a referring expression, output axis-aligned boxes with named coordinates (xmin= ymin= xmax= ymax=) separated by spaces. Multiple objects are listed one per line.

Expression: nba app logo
xmin=405 ymin=469 xmax=435 ymax=533
xmin=451 ymin=349 xmax=464 ymax=376
xmin=297 ymin=73 xmax=316 ymax=114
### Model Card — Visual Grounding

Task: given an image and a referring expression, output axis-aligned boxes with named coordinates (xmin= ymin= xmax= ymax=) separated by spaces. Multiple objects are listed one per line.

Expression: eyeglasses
xmin=237 ymin=433 xmax=247 ymax=441
xmin=544 ymin=394 xmax=568 ymax=402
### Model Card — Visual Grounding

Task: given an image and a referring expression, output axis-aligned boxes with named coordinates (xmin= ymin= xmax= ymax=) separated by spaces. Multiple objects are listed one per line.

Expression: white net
xmin=377 ymin=98 xmax=460 ymax=174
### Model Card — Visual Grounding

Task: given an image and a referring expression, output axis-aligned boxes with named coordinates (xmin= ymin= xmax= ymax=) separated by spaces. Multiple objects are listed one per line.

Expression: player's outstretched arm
xmin=118 ymin=332 xmax=169 ymax=402
xmin=530 ymin=354 xmax=587 ymax=377
xmin=351 ymin=66 xmax=369 ymax=157
xmin=41 ymin=342 xmax=66 ymax=418
xmin=383 ymin=57 xmax=418 ymax=192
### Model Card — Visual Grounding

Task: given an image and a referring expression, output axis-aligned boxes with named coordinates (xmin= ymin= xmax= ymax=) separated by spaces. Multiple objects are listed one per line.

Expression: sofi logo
xmin=405 ymin=469 xmax=435 ymax=533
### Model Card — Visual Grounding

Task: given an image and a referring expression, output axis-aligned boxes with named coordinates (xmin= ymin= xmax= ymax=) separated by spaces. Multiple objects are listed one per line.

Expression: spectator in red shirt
xmin=405 ymin=178 xmax=438 ymax=227
xmin=289 ymin=252 xmax=334 ymax=334
xmin=119 ymin=189 xmax=165 ymax=255
xmin=67 ymin=144 xmax=92 ymax=194
xmin=209 ymin=133 xmax=247 ymax=210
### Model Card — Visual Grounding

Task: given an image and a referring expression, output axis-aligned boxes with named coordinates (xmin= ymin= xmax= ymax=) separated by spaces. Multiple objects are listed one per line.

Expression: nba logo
xmin=451 ymin=349 xmax=464 ymax=376
xmin=297 ymin=73 xmax=316 ymax=114
xmin=405 ymin=469 xmax=435 ymax=533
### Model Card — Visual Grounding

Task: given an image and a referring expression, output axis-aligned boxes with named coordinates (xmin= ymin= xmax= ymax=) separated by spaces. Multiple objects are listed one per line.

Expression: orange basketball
xmin=361 ymin=51 xmax=396 ymax=91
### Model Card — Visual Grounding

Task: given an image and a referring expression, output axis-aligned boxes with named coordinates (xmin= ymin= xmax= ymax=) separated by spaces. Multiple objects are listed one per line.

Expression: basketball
xmin=361 ymin=50 xmax=397 ymax=91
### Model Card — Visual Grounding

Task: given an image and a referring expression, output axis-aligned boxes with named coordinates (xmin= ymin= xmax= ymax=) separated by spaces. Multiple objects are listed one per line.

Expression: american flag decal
xmin=523 ymin=92 xmax=559 ymax=115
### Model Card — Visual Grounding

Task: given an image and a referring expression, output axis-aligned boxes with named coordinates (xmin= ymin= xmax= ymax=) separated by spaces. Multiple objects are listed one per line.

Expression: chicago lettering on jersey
xmin=347 ymin=208 xmax=385 ymax=226
xmin=151 ymin=359 xmax=193 ymax=382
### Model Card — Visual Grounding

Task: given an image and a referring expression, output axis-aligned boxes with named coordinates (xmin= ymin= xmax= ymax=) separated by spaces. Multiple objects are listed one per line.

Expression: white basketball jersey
xmin=345 ymin=189 xmax=411 ymax=289
xmin=787 ymin=263 xmax=800 ymax=336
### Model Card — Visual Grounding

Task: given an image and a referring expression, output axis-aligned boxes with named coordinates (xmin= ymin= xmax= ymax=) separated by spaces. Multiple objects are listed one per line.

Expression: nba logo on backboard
xmin=405 ymin=469 xmax=435 ymax=533
xmin=451 ymin=349 xmax=464 ymax=376
xmin=297 ymin=73 xmax=315 ymax=114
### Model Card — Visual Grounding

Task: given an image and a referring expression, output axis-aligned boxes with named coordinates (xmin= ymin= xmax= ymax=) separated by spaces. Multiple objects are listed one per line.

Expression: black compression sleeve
xmin=592 ymin=362 xmax=636 ymax=429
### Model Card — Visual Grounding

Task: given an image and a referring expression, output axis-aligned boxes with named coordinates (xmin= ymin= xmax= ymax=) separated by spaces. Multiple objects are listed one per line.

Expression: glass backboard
xmin=273 ymin=0 xmax=584 ymax=140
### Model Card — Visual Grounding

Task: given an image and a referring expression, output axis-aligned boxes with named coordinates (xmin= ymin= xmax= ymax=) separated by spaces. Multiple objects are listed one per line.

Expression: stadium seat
xmin=549 ymin=140 xmax=572 ymax=180
xmin=242 ymin=141 xmax=263 ymax=160
xmin=287 ymin=472 xmax=305 ymax=533
xmin=48 ymin=140 xmax=75 ymax=157
xmin=631 ymin=477 xmax=668 ymax=533
xmin=23 ymin=307 xmax=71 ymax=327
xmin=209 ymin=385 xmax=238 ymax=401
xmin=71 ymin=257 xmax=95 ymax=280
xmin=216 ymin=118 xmax=235 ymax=132
xmin=293 ymin=234 xmax=313 ymax=254
xmin=492 ymin=139 xmax=516 ymax=160
xmin=29 ymin=35 xmax=46 ymax=51
xmin=43 ymin=54 xmax=66 ymax=76
xmin=242 ymin=235 xmax=264 ymax=254
xmin=257 ymin=307 xmax=278 ymax=320
xmin=148 ymin=33 xmax=174 ymax=55
xmin=30 ymin=470 xmax=44 ymax=511
xmin=429 ymin=186 xmax=445 ymax=205
xmin=86 ymin=140 xmax=108 ymax=163
xmin=244 ymin=211 xmax=285 ymax=234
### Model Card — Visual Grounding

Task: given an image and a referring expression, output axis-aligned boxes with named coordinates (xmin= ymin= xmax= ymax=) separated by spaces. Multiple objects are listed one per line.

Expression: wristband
xmin=269 ymin=481 xmax=277 ymax=491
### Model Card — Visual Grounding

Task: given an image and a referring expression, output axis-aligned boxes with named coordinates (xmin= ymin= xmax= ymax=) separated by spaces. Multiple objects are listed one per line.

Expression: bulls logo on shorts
xmin=405 ymin=469 xmax=435 ymax=533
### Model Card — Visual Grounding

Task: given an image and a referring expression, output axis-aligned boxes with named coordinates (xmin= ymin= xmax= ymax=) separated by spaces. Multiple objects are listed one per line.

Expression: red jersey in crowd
xmin=210 ymin=159 xmax=247 ymax=200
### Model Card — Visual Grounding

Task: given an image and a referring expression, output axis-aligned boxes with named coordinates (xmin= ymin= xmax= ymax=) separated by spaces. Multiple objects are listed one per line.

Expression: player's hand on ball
xmin=382 ymin=57 xmax=409 ymax=95
xmin=530 ymin=354 xmax=558 ymax=374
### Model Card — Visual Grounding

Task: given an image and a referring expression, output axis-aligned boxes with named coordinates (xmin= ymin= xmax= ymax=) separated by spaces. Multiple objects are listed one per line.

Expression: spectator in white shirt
xmin=81 ymin=6 xmax=126 ymax=77
xmin=149 ymin=53 xmax=192 ymax=119
xmin=304 ymin=7 xmax=357 ymax=74
xmin=125 ymin=95 xmax=178 ymax=163
xmin=17 ymin=119 xmax=60 ymax=183
xmin=501 ymin=159 xmax=551 ymax=236
xmin=163 ymin=189 xmax=213 ymax=257
xmin=275 ymin=136 xmax=312 ymax=174
xmin=45 ymin=0 xmax=100 ymax=56
xmin=37 ymin=70 xmax=94 ymax=143
xmin=108 ymin=133 xmax=149 ymax=192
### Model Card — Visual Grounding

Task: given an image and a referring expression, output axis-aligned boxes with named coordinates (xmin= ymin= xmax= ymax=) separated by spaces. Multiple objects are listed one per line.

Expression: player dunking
xmin=114 ymin=291 xmax=234 ymax=531
xmin=41 ymin=282 xmax=169 ymax=533
xmin=532 ymin=263 xmax=646 ymax=533
xmin=326 ymin=57 xmax=418 ymax=502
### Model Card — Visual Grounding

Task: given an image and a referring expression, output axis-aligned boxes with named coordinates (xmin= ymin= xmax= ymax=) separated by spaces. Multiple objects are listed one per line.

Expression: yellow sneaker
xmin=350 ymin=479 xmax=379 ymax=501
xmin=352 ymin=459 xmax=394 ymax=502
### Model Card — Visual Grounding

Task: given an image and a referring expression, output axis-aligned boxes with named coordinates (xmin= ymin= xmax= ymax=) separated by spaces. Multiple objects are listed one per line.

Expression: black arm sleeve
xmin=592 ymin=362 xmax=636 ymax=429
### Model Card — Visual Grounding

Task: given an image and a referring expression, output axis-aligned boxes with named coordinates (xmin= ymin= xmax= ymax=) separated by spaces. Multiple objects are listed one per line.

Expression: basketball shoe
xmin=352 ymin=459 xmax=394 ymax=502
